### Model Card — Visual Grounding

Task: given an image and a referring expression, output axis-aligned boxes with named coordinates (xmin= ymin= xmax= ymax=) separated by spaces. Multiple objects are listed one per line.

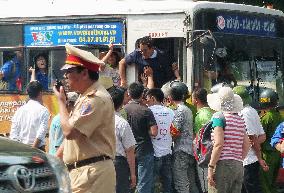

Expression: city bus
xmin=0 ymin=0 xmax=283 ymax=134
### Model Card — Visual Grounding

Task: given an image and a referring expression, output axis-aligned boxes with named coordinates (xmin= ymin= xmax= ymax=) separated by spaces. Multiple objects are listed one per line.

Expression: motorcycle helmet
xmin=259 ymin=88 xmax=278 ymax=109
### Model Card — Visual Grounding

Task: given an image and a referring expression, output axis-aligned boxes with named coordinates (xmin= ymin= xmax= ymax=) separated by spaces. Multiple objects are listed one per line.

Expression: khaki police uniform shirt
xmin=63 ymin=82 xmax=115 ymax=164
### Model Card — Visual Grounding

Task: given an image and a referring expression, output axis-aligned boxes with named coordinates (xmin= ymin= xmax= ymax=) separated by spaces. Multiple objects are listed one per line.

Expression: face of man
xmin=36 ymin=56 xmax=47 ymax=69
xmin=63 ymin=67 xmax=83 ymax=92
xmin=145 ymin=95 xmax=155 ymax=107
xmin=191 ymin=95 xmax=197 ymax=106
xmin=139 ymin=44 xmax=154 ymax=59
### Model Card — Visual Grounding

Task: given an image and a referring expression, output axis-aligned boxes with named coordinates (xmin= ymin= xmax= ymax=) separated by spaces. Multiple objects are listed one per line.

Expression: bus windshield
xmin=192 ymin=9 xmax=284 ymax=107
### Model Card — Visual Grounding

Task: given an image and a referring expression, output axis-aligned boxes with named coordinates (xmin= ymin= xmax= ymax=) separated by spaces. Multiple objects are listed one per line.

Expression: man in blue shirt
xmin=119 ymin=36 xmax=179 ymax=88
xmin=0 ymin=50 xmax=23 ymax=91
xmin=49 ymin=92 xmax=79 ymax=156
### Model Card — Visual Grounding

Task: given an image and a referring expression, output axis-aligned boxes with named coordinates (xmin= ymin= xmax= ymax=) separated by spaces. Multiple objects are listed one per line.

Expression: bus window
xmin=0 ymin=49 xmax=24 ymax=92
xmin=29 ymin=51 xmax=49 ymax=91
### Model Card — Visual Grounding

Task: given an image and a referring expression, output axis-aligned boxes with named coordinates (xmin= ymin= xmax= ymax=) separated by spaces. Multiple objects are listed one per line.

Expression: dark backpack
xmin=193 ymin=113 xmax=225 ymax=168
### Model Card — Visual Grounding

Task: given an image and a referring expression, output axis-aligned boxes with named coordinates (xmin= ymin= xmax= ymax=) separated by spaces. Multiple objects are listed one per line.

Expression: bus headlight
xmin=46 ymin=154 xmax=71 ymax=193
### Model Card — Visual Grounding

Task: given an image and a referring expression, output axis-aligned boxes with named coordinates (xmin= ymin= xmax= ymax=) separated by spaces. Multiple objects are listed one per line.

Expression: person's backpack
xmin=193 ymin=113 xmax=225 ymax=168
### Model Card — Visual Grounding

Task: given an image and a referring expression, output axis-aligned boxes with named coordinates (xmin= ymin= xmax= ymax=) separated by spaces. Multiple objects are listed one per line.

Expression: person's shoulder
xmin=212 ymin=111 xmax=224 ymax=119
xmin=116 ymin=114 xmax=129 ymax=126
xmin=52 ymin=114 xmax=60 ymax=121
xmin=127 ymin=49 xmax=141 ymax=56
xmin=275 ymin=122 xmax=284 ymax=131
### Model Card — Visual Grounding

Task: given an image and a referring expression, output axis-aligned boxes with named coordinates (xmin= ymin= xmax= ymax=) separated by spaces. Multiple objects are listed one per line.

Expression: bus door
xmin=126 ymin=13 xmax=187 ymax=85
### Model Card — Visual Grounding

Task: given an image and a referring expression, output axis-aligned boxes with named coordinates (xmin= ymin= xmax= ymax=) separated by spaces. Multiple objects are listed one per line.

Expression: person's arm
xmin=258 ymin=133 xmax=266 ymax=144
xmin=0 ymin=71 xmax=4 ymax=79
xmin=32 ymin=138 xmax=41 ymax=149
xmin=101 ymin=43 xmax=114 ymax=63
xmin=29 ymin=67 xmax=36 ymax=82
xmin=149 ymin=125 xmax=158 ymax=137
xmin=271 ymin=123 xmax=284 ymax=153
xmin=147 ymin=75 xmax=155 ymax=89
xmin=56 ymin=143 xmax=64 ymax=160
xmin=35 ymin=110 xmax=50 ymax=148
xmin=275 ymin=142 xmax=284 ymax=153
xmin=208 ymin=127 xmax=224 ymax=167
xmin=208 ymin=126 xmax=224 ymax=187
xmin=242 ymin=132 xmax=250 ymax=160
xmin=125 ymin=146 xmax=136 ymax=188
xmin=172 ymin=62 xmax=181 ymax=80
xmin=9 ymin=113 xmax=20 ymax=142
xmin=0 ymin=61 xmax=11 ymax=80
xmin=119 ymin=58 xmax=127 ymax=87
xmin=144 ymin=66 xmax=154 ymax=89
xmin=249 ymin=134 xmax=269 ymax=171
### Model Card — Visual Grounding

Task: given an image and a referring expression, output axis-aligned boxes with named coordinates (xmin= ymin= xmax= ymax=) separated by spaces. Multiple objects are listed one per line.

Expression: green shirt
xmin=260 ymin=108 xmax=283 ymax=152
xmin=194 ymin=106 xmax=214 ymax=134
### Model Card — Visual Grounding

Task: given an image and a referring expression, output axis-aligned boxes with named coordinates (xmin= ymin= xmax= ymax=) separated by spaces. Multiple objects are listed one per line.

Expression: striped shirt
xmin=212 ymin=112 xmax=246 ymax=162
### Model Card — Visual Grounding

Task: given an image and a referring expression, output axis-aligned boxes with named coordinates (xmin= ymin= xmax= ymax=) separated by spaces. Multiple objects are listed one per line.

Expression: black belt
xmin=66 ymin=155 xmax=111 ymax=171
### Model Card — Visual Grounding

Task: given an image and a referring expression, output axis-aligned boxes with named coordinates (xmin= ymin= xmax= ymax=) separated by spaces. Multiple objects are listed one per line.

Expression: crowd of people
xmin=6 ymin=36 xmax=284 ymax=193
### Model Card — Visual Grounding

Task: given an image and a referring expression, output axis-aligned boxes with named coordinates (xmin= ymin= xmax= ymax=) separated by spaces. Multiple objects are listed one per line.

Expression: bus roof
xmin=0 ymin=0 xmax=283 ymax=19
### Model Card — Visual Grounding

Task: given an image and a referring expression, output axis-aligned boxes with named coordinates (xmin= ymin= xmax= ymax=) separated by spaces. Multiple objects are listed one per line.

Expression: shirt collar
xmin=149 ymin=49 xmax=157 ymax=58
xmin=81 ymin=81 xmax=99 ymax=97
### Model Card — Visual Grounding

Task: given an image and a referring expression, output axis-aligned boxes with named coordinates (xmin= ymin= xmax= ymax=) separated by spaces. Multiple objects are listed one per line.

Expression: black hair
xmin=75 ymin=66 xmax=99 ymax=81
xmin=192 ymin=88 xmax=208 ymax=104
xmin=128 ymin=82 xmax=144 ymax=99
xmin=34 ymin=53 xmax=48 ymax=72
xmin=139 ymin=36 xmax=154 ymax=48
xmin=170 ymin=87 xmax=183 ymax=101
xmin=109 ymin=87 xmax=125 ymax=110
xmin=27 ymin=81 xmax=43 ymax=99
xmin=146 ymin=88 xmax=164 ymax=103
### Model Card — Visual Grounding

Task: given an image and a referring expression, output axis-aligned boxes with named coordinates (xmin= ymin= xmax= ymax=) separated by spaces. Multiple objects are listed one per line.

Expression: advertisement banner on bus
xmin=0 ymin=94 xmax=58 ymax=134
xmin=216 ymin=14 xmax=276 ymax=37
xmin=24 ymin=22 xmax=123 ymax=46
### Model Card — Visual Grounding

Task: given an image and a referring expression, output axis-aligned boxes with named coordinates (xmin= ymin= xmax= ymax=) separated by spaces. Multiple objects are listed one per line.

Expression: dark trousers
xmin=154 ymin=154 xmax=173 ymax=193
xmin=242 ymin=161 xmax=263 ymax=193
xmin=114 ymin=156 xmax=130 ymax=193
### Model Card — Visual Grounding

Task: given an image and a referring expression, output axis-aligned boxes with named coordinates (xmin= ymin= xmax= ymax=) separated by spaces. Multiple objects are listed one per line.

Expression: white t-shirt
xmin=240 ymin=105 xmax=265 ymax=166
xmin=149 ymin=105 xmax=174 ymax=157
xmin=115 ymin=112 xmax=136 ymax=157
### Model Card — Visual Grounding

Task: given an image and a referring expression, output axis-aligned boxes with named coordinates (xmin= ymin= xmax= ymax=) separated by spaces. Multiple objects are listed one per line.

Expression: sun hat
xmin=99 ymin=76 xmax=114 ymax=90
xmin=61 ymin=43 xmax=105 ymax=72
xmin=207 ymin=86 xmax=243 ymax=113
xmin=233 ymin=85 xmax=252 ymax=105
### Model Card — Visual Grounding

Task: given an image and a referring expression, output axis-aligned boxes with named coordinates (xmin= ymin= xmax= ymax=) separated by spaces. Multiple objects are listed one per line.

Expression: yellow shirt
xmin=63 ymin=81 xmax=115 ymax=164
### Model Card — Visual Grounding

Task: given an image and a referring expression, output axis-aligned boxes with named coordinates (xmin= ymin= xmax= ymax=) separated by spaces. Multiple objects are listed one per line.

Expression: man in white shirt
xmin=109 ymin=86 xmax=136 ymax=193
xmin=10 ymin=81 xmax=50 ymax=151
xmin=145 ymin=88 xmax=175 ymax=193
xmin=233 ymin=85 xmax=268 ymax=193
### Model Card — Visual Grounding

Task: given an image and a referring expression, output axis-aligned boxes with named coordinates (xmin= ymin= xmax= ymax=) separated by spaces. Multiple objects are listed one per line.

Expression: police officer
xmin=53 ymin=43 xmax=116 ymax=193
xmin=259 ymin=88 xmax=283 ymax=193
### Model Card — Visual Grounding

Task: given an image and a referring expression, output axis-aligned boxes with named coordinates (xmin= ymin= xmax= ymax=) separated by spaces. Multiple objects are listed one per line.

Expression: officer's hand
xmin=53 ymin=85 xmax=66 ymax=104
xmin=130 ymin=174 xmax=136 ymax=189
